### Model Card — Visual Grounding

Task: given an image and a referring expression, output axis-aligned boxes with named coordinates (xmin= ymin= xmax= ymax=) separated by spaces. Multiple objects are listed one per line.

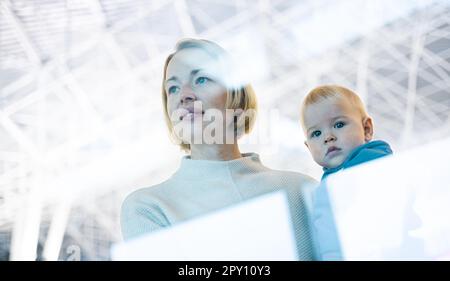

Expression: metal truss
xmin=0 ymin=0 xmax=449 ymax=260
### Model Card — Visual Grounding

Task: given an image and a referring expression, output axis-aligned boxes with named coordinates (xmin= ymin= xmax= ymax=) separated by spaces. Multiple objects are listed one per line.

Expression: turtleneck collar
xmin=172 ymin=152 xmax=264 ymax=180
xmin=322 ymin=140 xmax=393 ymax=180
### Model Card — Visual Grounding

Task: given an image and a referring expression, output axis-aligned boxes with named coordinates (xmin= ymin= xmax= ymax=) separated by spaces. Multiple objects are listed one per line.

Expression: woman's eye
xmin=195 ymin=76 xmax=209 ymax=85
xmin=311 ymin=130 xmax=321 ymax=138
xmin=168 ymin=86 xmax=179 ymax=95
xmin=334 ymin=121 xmax=345 ymax=129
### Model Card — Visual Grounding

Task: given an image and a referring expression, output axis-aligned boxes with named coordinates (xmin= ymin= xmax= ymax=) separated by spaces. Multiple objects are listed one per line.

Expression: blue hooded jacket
xmin=322 ymin=140 xmax=393 ymax=180
xmin=313 ymin=140 xmax=393 ymax=260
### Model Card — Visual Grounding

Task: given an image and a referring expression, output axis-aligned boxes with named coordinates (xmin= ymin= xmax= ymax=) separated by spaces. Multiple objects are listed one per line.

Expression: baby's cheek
xmin=316 ymin=150 xmax=327 ymax=165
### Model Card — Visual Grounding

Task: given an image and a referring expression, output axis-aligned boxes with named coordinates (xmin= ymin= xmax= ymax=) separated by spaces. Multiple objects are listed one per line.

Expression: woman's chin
xmin=174 ymin=122 xmax=235 ymax=145
xmin=176 ymin=132 xmax=204 ymax=145
xmin=183 ymin=114 xmax=202 ymax=122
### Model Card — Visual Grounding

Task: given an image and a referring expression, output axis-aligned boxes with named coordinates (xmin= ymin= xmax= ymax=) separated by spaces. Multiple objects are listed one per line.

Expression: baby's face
xmin=303 ymin=97 xmax=372 ymax=169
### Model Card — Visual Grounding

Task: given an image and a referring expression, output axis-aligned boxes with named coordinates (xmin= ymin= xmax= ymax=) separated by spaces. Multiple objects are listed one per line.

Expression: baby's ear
xmin=363 ymin=117 xmax=374 ymax=142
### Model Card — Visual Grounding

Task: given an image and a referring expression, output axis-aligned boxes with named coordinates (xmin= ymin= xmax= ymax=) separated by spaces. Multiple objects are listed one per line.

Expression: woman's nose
xmin=180 ymin=85 xmax=196 ymax=104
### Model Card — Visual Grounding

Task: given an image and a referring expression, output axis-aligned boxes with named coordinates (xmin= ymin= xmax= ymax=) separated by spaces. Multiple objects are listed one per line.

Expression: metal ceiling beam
xmin=1 ymin=0 xmax=42 ymax=65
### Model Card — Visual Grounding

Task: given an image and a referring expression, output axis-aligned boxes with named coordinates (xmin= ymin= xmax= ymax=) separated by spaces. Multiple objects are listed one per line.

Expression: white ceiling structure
xmin=0 ymin=0 xmax=449 ymax=260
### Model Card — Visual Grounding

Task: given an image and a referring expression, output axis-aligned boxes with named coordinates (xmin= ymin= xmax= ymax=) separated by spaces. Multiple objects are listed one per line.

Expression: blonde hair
xmin=162 ymin=38 xmax=258 ymax=151
xmin=300 ymin=85 xmax=369 ymax=129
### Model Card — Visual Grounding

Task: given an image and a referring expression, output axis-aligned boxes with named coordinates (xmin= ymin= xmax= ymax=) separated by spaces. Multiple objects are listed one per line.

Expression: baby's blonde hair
xmin=300 ymin=85 xmax=369 ymax=130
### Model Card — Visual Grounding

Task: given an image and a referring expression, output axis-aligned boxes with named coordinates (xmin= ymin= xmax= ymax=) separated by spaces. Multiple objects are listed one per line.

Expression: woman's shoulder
xmin=121 ymin=178 xmax=177 ymax=209
xmin=120 ymin=180 xmax=177 ymax=240
xmin=260 ymin=168 xmax=318 ymax=200
xmin=259 ymin=167 xmax=318 ymax=186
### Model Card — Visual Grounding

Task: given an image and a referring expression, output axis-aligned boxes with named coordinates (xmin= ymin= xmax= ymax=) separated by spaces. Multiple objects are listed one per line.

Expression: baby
xmin=300 ymin=85 xmax=393 ymax=260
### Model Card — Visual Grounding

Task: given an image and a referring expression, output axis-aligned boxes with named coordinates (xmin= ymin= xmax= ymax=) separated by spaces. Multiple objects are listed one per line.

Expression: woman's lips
xmin=182 ymin=112 xmax=203 ymax=121
xmin=180 ymin=108 xmax=204 ymax=121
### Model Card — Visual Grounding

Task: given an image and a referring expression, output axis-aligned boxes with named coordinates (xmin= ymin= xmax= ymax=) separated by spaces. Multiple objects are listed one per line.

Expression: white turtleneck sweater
xmin=120 ymin=152 xmax=319 ymax=260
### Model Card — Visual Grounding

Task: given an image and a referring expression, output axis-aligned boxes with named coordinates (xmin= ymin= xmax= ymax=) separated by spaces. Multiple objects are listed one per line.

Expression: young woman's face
xmin=164 ymin=47 xmax=231 ymax=145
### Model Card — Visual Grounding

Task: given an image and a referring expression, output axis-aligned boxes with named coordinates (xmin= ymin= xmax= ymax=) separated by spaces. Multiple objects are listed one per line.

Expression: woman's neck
xmin=189 ymin=143 xmax=242 ymax=161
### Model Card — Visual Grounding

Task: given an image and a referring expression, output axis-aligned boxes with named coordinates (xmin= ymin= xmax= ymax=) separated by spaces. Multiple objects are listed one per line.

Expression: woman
xmin=121 ymin=39 xmax=318 ymax=260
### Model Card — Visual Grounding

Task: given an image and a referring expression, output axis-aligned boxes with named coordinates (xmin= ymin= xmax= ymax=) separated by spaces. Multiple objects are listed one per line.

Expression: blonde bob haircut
xmin=162 ymin=38 xmax=258 ymax=151
xmin=300 ymin=85 xmax=369 ymax=130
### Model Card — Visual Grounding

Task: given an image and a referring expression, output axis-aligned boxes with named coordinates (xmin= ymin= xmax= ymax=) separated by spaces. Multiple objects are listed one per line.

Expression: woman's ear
xmin=232 ymin=108 xmax=249 ymax=137
xmin=233 ymin=108 xmax=244 ymax=127
xmin=363 ymin=117 xmax=374 ymax=142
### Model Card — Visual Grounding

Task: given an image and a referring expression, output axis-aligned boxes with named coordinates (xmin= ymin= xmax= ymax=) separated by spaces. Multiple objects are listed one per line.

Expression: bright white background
xmin=0 ymin=0 xmax=449 ymax=260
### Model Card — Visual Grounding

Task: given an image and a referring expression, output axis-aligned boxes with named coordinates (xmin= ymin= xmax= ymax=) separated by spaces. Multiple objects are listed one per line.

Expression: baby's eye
xmin=311 ymin=130 xmax=321 ymax=138
xmin=194 ymin=76 xmax=209 ymax=85
xmin=167 ymin=85 xmax=179 ymax=95
xmin=334 ymin=121 xmax=345 ymax=129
